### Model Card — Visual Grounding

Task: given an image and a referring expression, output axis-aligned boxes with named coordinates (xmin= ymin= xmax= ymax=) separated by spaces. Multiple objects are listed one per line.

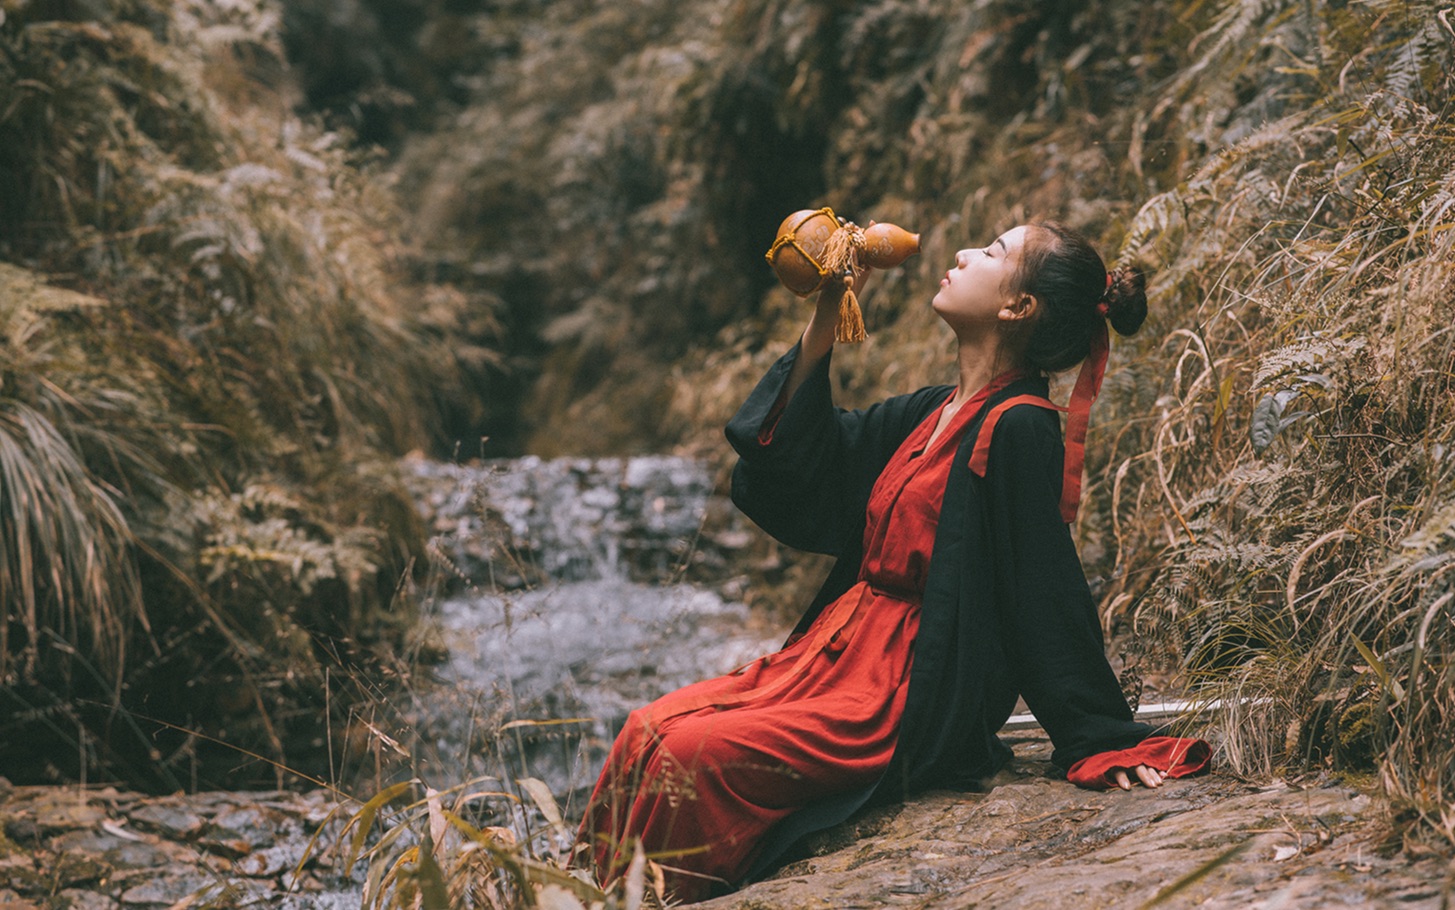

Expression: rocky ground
xmin=0 ymin=782 xmax=356 ymax=909
xmin=703 ymin=735 xmax=1453 ymax=910
xmin=3 ymin=732 xmax=1450 ymax=909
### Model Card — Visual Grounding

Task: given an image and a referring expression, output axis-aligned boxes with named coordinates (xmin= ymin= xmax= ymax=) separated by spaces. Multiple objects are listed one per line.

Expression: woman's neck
xmin=951 ymin=331 xmax=1020 ymax=404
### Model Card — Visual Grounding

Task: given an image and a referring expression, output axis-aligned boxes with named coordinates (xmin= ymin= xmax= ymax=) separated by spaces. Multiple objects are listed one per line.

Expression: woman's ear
xmin=999 ymin=293 xmax=1039 ymax=323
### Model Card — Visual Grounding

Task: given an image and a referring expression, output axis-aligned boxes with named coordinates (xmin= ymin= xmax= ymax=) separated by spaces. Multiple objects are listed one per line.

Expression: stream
xmin=401 ymin=454 xmax=780 ymax=806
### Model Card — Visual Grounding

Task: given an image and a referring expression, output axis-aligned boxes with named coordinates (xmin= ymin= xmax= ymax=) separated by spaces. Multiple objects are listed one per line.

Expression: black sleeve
xmin=986 ymin=405 xmax=1152 ymax=769
xmin=724 ymin=341 xmax=950 ymax=554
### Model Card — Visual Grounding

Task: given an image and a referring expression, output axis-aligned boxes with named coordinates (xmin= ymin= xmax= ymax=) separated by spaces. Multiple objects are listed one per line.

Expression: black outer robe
xmin=725 ymin=342 xmax=1153 ymax=880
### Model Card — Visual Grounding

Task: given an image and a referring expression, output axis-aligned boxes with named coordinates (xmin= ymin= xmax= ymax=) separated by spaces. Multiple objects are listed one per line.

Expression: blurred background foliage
xmin=1 ymin=0 xmax=1452 ymax=853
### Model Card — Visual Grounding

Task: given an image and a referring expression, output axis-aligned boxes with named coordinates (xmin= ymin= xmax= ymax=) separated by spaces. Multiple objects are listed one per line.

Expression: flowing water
xmin=402 ymin=455 xmax=779 ymax=807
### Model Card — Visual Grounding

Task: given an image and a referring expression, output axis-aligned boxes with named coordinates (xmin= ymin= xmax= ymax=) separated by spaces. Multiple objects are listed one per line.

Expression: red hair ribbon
xmin=1060 ymin=315 xmax=1109 ymax=522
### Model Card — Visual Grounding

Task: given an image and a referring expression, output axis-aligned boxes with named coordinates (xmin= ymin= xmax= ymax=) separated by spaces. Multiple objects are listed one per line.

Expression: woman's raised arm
xmin=781 ymin=267 xmax=868 ymax=404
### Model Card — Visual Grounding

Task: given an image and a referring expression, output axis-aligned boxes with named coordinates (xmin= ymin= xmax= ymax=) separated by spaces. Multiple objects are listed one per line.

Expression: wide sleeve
xmin=724 ymin=341 xmax=948 ymax=555
xmin=985 ymin=405 xmax=1152 ymax=769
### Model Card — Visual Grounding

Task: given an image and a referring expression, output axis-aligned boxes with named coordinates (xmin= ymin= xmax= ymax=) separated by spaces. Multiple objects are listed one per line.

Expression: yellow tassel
xmin=821 ymin=222 xmax=868 ymax=343
xmin=820 ymin=222 xmax=865 ymax=276
xmin=836 ymin=288 xmax=867 ymax=343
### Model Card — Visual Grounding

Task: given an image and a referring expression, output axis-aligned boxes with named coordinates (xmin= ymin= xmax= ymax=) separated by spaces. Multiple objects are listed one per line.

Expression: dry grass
xmin=0 ymin=1 xmax=472 ymax=786
xmin=329 ymin=776 xmax=661 ymax=910
xmin=1091 ymin=5 xmax=1455 ymax=851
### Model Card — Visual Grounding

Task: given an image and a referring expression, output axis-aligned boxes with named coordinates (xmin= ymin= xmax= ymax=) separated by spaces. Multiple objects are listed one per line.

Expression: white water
xmin=401 ymin=455 xmax=779 ymax=799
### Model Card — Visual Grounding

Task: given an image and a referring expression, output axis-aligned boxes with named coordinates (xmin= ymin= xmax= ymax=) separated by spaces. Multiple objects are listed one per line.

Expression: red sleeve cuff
xmin=1066 ymin=736 xmax=1212 ymax=790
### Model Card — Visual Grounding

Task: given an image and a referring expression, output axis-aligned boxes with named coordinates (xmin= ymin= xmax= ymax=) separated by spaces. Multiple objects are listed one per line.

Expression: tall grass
xmin=331 ymin=776 xmax=660 ymax=910
xmin=1096 ymin=4 xmax=1455 ymax=850
xmin=0 ymin=0 xmax=469 ymax=786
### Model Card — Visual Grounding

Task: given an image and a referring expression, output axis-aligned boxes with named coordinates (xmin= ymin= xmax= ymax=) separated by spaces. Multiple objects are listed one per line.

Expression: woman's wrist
xmin=802 ymin=275 xmax=849 ymax=353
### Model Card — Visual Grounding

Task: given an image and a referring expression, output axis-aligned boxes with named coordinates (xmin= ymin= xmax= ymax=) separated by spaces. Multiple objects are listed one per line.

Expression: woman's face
xmin=932 ymin=225 xmax=1035 ymax=331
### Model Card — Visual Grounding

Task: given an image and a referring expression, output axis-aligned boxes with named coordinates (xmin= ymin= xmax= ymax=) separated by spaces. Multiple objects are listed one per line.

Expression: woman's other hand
xmin=1112 ymin=764 xmax=1164 ymax=790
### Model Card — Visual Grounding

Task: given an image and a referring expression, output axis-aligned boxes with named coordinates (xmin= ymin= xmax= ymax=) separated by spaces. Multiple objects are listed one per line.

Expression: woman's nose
xmin=954 ymin=249 xmax=970 ymax=267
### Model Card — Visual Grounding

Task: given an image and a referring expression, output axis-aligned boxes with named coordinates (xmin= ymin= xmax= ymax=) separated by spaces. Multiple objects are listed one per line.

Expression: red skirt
xmin=578 ymin=579 xmax=920 ymax=901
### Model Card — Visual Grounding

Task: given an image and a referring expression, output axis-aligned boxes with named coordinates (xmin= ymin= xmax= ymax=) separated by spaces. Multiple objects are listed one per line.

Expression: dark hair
xmin=1010 ymin=222 xmax=1148 ymax=373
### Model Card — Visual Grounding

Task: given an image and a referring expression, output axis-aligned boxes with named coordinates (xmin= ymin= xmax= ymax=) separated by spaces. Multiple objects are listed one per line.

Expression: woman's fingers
xmin=1112 ymin=765 xmax=1164 ymax=790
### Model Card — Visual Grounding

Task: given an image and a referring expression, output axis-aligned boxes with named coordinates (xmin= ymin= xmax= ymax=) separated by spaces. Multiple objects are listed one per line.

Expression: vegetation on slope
xmin=0 ymin=0 xmax=474 ymax=788
xmin=1116 ymin=4 xmax=1455 ymax=850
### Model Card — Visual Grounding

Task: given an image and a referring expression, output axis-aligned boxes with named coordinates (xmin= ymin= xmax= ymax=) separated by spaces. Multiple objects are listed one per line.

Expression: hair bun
xmin=1104 ymin=265 xmax=1148 ymax=337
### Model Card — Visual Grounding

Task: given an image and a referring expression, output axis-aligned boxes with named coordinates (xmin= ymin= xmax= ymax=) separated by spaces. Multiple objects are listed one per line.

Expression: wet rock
xmin=118 ymin=873 xmax=216 ymax=906
xmin=50 ymin=854 xmax=110 ymax=889
xmin=0 ymin=856 xmax=43 ymax=894
xmin=398 ymin=452 xmax=781 ymax=795
xmin=415 ymin=577 xmax=776 ymax=790
xmin=209 ymin=805 xmax=302 ymax=849
xmin=1 ymin=818 xmax=37 ymax=845
xmin=50 ymin=829 xmax=180 ymax=869
xmin=273 ymin=894 xmax=362 ymax=910
xmin=0 ymin=784 xmax=359 ymax=909
xmin=58 ymin=891 xmax=119 ymax=910
xmin=27 ymin=794 xmax=108 ymax=833
xmin=127 ymin=803 xmax=206 ymax=840
xmin=0 ymin=889 xmax=40 ymax=910
xmin=402 ymin=454 xmax=735 ymax=588
xmin=234 ymin=846 xmax=295 ymax=878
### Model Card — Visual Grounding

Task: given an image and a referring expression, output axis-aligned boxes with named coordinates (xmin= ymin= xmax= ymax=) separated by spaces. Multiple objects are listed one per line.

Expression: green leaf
xmin=416 ymin=832 xmax=451 ymax=910
xmin=1250 ymin=394 xmax=1280 ymax=453
xmin=1213 ymin=374 xmax=1235 ymax=425
xmin=1350 ymin=636 xmax=1405 ymax=702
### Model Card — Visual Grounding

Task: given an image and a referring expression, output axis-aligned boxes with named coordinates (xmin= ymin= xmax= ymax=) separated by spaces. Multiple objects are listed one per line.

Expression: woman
xmin=578 ymin=221 xmax=1209 ymax=901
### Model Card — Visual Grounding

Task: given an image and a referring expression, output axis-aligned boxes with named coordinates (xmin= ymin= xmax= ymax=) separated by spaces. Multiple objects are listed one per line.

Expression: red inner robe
xmin=580 ymin=376 xmax=1010 ymax=900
